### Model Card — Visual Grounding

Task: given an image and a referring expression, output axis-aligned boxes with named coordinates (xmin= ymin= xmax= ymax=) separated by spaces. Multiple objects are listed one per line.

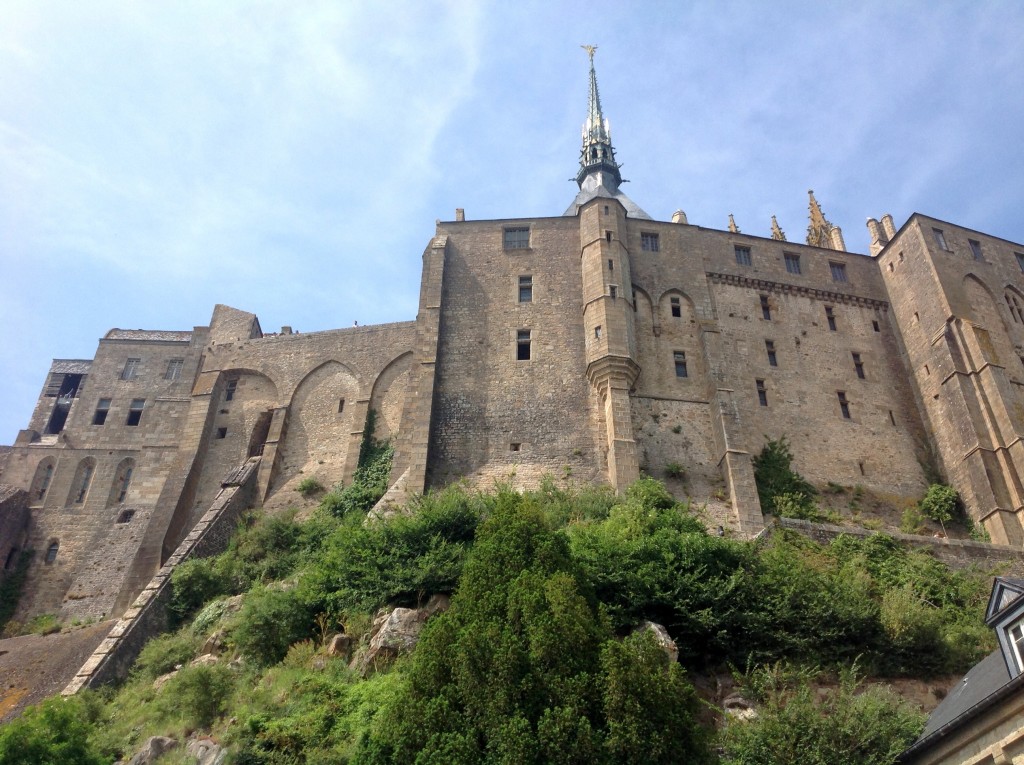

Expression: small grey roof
xmin=104 ymin=329 xmax=193 ymax=342
xmin=919 ymin=649 xmax=1010 ymax=739
xmin=564 ymin=173 xmax=652 ymax=220
xmin=49 ymin=359 xmax=92 ymax=374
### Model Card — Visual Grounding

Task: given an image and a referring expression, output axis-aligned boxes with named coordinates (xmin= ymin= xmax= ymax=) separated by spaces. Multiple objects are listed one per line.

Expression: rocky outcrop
xmin=124 ymin=736 xmax=177 ymax=765
xmin=186 ymin=736 xmax=228 ymax=765
xmin=635 ymin=620 xmax=678 ymax=664
xmin=354 ymin=594 xmax=450 ymax=675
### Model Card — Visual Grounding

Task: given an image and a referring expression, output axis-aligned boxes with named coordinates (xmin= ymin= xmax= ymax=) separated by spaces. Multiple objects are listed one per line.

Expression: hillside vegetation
xmin=0 ymin=439 xmax=998 ymax=764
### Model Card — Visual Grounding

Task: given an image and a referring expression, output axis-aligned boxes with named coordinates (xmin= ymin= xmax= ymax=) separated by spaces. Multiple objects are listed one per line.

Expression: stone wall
xmin=0 ymin=486 xmax=29 ymax=581
xmin=62 ymin=457 xmax=260 ymax=693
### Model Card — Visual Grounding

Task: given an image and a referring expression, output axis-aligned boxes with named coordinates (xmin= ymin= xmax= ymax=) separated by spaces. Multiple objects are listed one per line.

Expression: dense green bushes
xmin=0 ymin=696 xmax=107 ymax=765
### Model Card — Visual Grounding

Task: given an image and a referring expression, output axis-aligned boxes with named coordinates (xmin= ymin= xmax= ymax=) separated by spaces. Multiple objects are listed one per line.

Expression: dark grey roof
xmin=49 ymin=359 xmax=92 ymax=374
xmin=920 ymin=650 xmax=1010 ymax=739
xmin=104 ymin=329 xmax=192 ymax=342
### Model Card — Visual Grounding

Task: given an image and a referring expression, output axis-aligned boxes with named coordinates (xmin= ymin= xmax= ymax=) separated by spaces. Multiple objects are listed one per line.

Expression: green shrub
xmin=233 ymin=587 xmax=314 ymax=666
xmin=664 ymin=462 xmax=685 ymax=480
xmin=900 ymin=504 xmax=927 ymax=534
xmin=170 ymin=557 xmax=230 ymax=624
xmin=752 ymin=436 xmax=817 ymax=514
xmin=322 ymin=408 xmax=395 ymax=519
xmin=771 ymin=492 xmax=821 ymax=521
xmin=297 ymin=476 xmax=325 ymax=497
xmin=0 ymin=695 xmax=106 ymax=765
xmin=919 ymin=484 xmax=960 ymax=534
xmin=159 ymin=663 xmax=235 ymax=729
xmin=133 ymin=631 xmax=200 ymax=680
xmin=26 ymin=613 xmax=62 ymax=635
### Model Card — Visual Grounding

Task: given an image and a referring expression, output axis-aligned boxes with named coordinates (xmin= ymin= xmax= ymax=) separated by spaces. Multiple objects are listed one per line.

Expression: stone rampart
xmin=0 ymin=485 xmax=29 ymax=582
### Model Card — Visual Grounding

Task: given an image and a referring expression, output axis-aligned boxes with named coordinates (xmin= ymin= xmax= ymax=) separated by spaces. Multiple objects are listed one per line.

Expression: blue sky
xmin=2 ymin=1 xmax=1023 ymax=441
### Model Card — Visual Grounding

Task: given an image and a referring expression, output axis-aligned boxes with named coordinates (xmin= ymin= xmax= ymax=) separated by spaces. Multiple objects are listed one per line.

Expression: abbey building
xmin=3 ymin=52 xmax=1024 ymax=623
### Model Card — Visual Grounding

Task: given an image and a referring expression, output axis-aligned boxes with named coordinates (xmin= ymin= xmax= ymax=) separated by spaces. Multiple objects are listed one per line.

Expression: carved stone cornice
xmin=706 ymin=272 xmax=889 ymax=311
xmin=586 ymin=355 xmax=640 ymax=390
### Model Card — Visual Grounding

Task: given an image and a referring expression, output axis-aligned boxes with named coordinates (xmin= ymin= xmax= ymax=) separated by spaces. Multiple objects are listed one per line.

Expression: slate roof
xmin=49 ymin=359 xmax=92 ymax=374
xmin=104 ymin=329 xmax=193 ymax=342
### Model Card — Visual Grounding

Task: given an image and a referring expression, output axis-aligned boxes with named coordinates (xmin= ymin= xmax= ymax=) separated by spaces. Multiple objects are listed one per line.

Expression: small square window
xmin=93 ymin=398 xmax=111 ymax=426
xmin=756 ymin=379 xmax=767 ymax=407
xmin=853 ymin=352 xmax=865 ymax=379
xmin=826 ymin=306 xmax=837 ymax=331
xmin=518 ymin=275 xmax=533 ymax=303
xmin=641 ymin=232 xmax=660 ymax=252
xmin=784 ymin=253 xmax=801 ymax=275
xmin=830 ymin=262 xmax=847 ymax=283
xmin=165 ymin=358 xmax=184 ymax=381
xmin=674 ymin=351 xmax=688 ymax=378
xmin=969 ymin=239 xmax=983 ymax=261
xmin=838 ymin=391 xmax=851 ymax=419
xmin=504 ymin=227 xmax=530 ymax=250
xmin=216 ymin=427 xmax=228 ymax=439
xmin=760 ymin=295 xmax=771 ymax=321
xmin=933 ymin=228 xmax=949 ymax=250
xmin=225 ymin=379 xmax=237 ymax=402
xmin=121 ymin=358 xmax=140 ymax=381
xmin=765 ymin=340 xmax=777 ymax=367
xmin=517 ymin=330 xmax=531 ymax=361
xmin=735 ymin=245 xmax=752 ymax=266
xmin=510 ymin=442 xmax=521 ymax=452
xmin=126 ymin=399 xmax=145 ymax=426
xmin=670 ymin=296 xmax=681 ymax=318
xmin=116 ymin=509 xmax=135 ymax=524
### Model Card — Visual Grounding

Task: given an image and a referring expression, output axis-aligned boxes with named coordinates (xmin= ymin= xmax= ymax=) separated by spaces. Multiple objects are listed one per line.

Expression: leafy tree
xmin=918 ymin=484 xmax=960 ymax=535
xmin=0 ymin=696 xmax=108 ymax=765
xmin=752 ymin=437 xmax=817 ymax=515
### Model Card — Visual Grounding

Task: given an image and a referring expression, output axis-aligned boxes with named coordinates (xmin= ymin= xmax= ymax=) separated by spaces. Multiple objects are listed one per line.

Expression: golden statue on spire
xmin=581 ymin=44 xmax=598 ymax=62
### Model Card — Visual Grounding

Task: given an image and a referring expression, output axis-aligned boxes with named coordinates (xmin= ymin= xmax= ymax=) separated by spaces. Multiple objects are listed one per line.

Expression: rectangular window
xmin=765 ymin=340 xmax=777 ymax=367
xmin=838 ymin=391 xmax=851 ymax=419
xmin=517 ymin=330 xmax=531 ymax=361
xmin=1010 ymin=619 xmax=1024 ymax=673
xmin=165 ymin=358 xmax=184 ymax=380
xmin=933 ymin=228 xmax=949 ymax=250
xmin=1017 ymin=253 xmax=1024 ymax=272
xmin=756 ymin=379 xmax=767 ymax=407
xmin=126 ymin=399 xmax=145 ymax=426
xmin=734 ymin=245 xmax=752 ymax=266
xmin=826 ymin=306 xmax=837 ymax=331
xmin=641 ymin=232 xmax=660 ymax=252
xmin=784 ymin=253 xmax=801 ymax=274
xmin=518 ymin=275 xmax=533 ymax=303
xmin=594 ymin=325 xmax=602 ymax=339
xmin=609 ymin=285 xmax=617 ymax=299
xmin=853 ymin=352 xmax=865 ymax=379
xmin=760 ymin=295 xmax=771 ymax=320
xmin=674 ymin=351 xmax=688 ymax=378
xmin=93 ymin=398 xmax=111 ymax=426
xmin=608 ymin=258 xmax=614 ymax=271
xmin=503 ymin=227 xmax=530 ymax=250
xmin=121 ymin=358 xmax=140 ymax=380
xmin=216 ymin=427 xmax=228 ymax=439
xmin=969 ymin=239 xmax=983 ymax=261
xmin=830 ymin=262 xmax=847 ymax=283
xmin=670 ymin=296 xmax=681 ymax=317
xmin=338 ymin=398 xmax=345 ymax=413
xmin=225 ymin=379 xmax=237 ymax=402
xmin=872 ymin=320 xmax=880 ymax=332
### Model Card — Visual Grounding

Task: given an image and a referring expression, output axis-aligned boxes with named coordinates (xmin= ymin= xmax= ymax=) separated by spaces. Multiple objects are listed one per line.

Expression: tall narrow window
xmin=609 ymin=285 xmax=617 ymax=299
xmin=608 ymin=258 xmax=614 ymax=271
xmin=165 ymin=358 xmax=184 ymax=380
xmin=126 ymin=398 xmax=145 ymax=426
xmin=45 ymin=541 xmax=59 ymax=564
xmin=734 ymin=245 xmax=752 ymax=266
xmin=825 ymin=306 xmax=837 ymax=331
xmin=224 ymin=379 xmax=237 ymax=402
xmin=872 ymin=320 xmax=880 ymax=332
xmin=594 ymin=325 xmax=602 ymax=339
xmin=517 ymin=330 xmax=531 ymax=361
xmin=108 ymin=458 xmax=135 ymax=506
xmin=93 ymin=398 xmax=111 ymax=425
xmin=31 ymin=459 xmax=55 ymax=502
xmin=969 ymin=239 xmax=983 ymax=261
xmin=338 ymin=398 xmax=345 ymax=413
xmin=674 ymin=351 xmax=688 ymax=378
xmin=503 ymin=227 xmax=530 ymax=250
xmin=641 ymin=233 xmax=660 ymax=252
xmin=838 ymin=391 xmax=851 ymax=419
xmin=760 ymin=295 xmax=771 ymax=321
xmin=37 ymin=463 xmax=53 ymax=500
xmin=830 ymin=262 xmax=847 ymax=283
xmin=518 ymin=275 xmax=533 ymax=303
xmin=72 ymin=460 xmax=95 ymax=504
xmin=933 ymin=228 xmax=949 ymax=250
xmin=1017 ymin=253 xmax=1024 ymax=272
xmin=853 ymin=352 xmax=865 ymax=379
xmin=765 ymin=340 xmax=777 ymax=367
xmin=784 ymin=253 xmax=801 ymax=274
xmin=756 ymin=379 xmax=768 ymax=407
xmin=670 ymin=296 xmax=681 ymax=318
xmin=121 ymin=358 xmax=140 ymax=380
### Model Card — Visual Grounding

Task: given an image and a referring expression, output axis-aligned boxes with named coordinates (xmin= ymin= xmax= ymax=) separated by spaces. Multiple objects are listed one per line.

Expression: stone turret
xmin=805 ymin=190 xmax=846 ymax=251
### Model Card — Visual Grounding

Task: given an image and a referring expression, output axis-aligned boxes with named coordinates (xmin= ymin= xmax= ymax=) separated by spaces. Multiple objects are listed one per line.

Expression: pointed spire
xmin=728 ymin=214 xmax=740 ymax=233
xmin=805 ymin=190 xmax=846 ymax=251
xmin=575 ymin=45 xmax=621 ymax=189
xmin=770 ymin=215 xmax=787 ymax=241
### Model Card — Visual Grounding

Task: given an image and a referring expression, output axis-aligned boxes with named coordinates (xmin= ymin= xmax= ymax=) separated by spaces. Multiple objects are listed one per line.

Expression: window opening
xmin=631 ymin=289 xmax=637 ymax=312
xmin=933 ymin=228 xmax=948 ymax=250
xmin=734 ymin=245 xmax=752 ymax=266
xmin=32 ymin=460 xmax=54 ymax=501
xmin=225 ymin=379 xmax=237 ymax=401
xmin=872 ymin=320 xmax=880 ymax=332
xmin=826 ymin=306 xmax=837 ymax=331
xmin=670 ymin=297 xmax=681 ymax=317
xmin=1017 ymin=253 xmax=1024 ymax=273
xmin=503 ymin=227 xmax=530 ymax=250
xmin=765 ymin=340 xmax=777 ymax=367
xmin=756 ymin=379 xmax=768 ymax=407
xmin=216 ymin=427 xmax=228 ymax=439
xmin=1009 ymin=619 xmax=1024 ymax=673
xmin=604 ymin=205 xmax=609 ymax=214
xmin=45 ymin=541 xmax=59 ymax=564
xmin=595 ymin=326 xmax=602 ymax=340
xmin=605 ymin=231 xmax=612 ymax=243
xmin=969 ymin=239 xmax=983 ymax=261
xmin=858 ymin=461 xmax=865 ymax=476
xmin=518 ymin=275 xmax=533 ymax=303
xmin=838 ymin=391 xmax=851 ymax=419
xmin=74 ymin=463 xmax=94 ymax=503
xmin=517 ymin=330 xmax=531 ymax=361
xmin=609 ymin=285 xmax=617 ymax=299
xmin=760 ymin=295 xmax=771 ymax=320
xmin=830 ymin=262 xmax=847 ymax=283
xmin=113 ymin=462 xmax=134 ymax=504
xmin=784 ymin=253 xmax=801 ymax=275
xmin=674 ymin=351 xmax=688 ymax=378
xmin=116 ymin=510 xmax=135 ymax=524
xmin=338 ymin=398 xmax=345 ymax=413
xmin=121 ymin=358 xmax=140 ymax=380
xmin=165 ymin=358 xmax=184 ymax=380
xmin=889 ymin=410 xmax=897 ymax=426
xmin=93 ymin=398 xmax=111 ymax=425
xmin=126 ymin=398 xmax=145 ymax=426
xmin=608 ymin=258 xmax=614 ymax=271
xmin=853 ymin=352 xmax=865 ymax=379
xmin=641 ymin=232 xmax=659 ymax=252
xmin=510 ymin=443 xmax=521 ymax=452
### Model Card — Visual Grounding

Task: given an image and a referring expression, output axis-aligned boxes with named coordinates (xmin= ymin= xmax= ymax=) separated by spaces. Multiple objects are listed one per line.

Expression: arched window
xmin=68 ymin=458 xmax=96 ymax=505
xmin=107 ymin=457 xmax=136 ymax=507
xmin=30 ymin=458 xmax=55 ymax=503
xmin=45 ymin=541 xmax=59 ymax=564
xmin=1007 ymin=292 xmax=1024 ymax=325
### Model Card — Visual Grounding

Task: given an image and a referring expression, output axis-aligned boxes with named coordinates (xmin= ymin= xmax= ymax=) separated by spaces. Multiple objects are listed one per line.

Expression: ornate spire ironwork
xmin=576 ymin=45 xmax=621 ymax=189
xmin=805 ymin=190 xmax=846 ymax=251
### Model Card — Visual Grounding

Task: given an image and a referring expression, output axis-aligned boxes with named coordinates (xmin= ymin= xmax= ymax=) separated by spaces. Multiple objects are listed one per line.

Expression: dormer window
xmin=1010 ymin=618 xmax=1024 ymax=674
